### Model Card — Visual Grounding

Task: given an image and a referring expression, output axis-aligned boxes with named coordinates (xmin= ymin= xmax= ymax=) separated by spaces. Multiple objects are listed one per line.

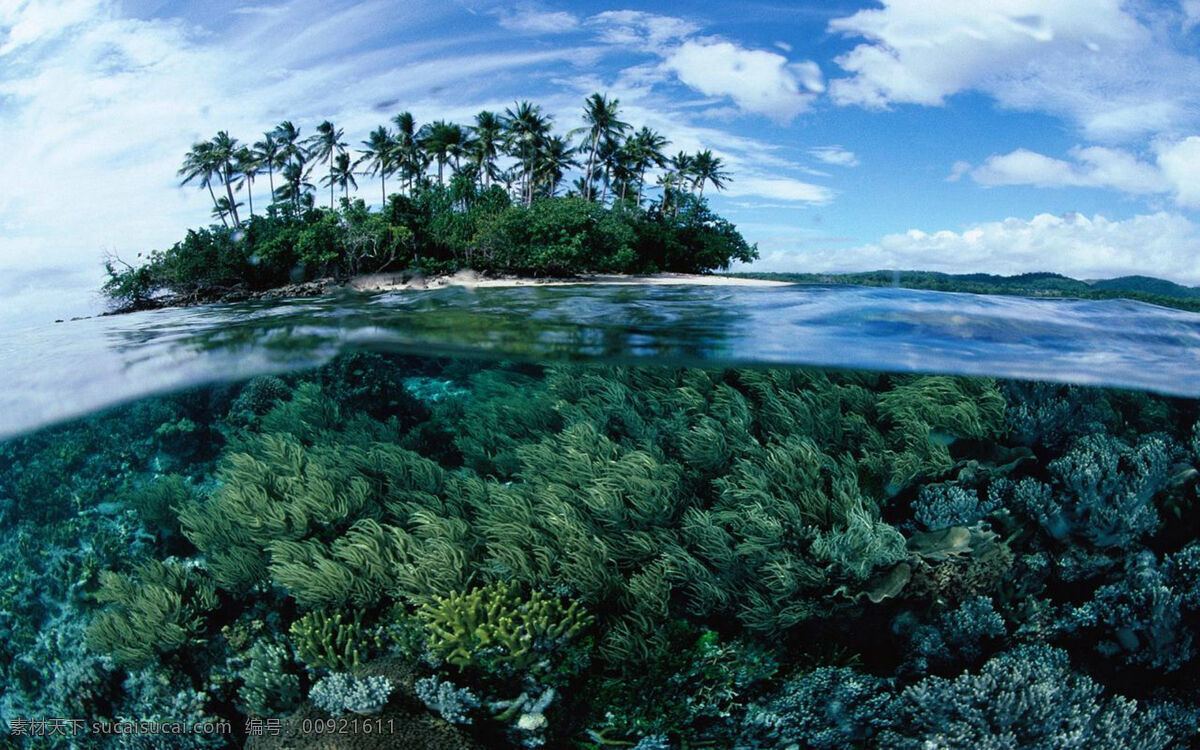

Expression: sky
xmin=3 ymin=0 xmax=1200 ymax=322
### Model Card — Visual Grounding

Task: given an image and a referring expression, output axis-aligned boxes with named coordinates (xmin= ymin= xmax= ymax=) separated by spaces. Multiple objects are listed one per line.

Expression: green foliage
xmin=85 ymin=560 xmax=218 ymax=669
xmin=289 ymin=609 xmax=385 ymax=671
xmin=474 ymin=198 xmax=637 ymax=275
xmin=104 ymin=186 xmax=756 ymax=307
xmin=102 ymin=256 xmax=157 ymax=307
xmin=418 ymin=581 xmax=593 ymax=681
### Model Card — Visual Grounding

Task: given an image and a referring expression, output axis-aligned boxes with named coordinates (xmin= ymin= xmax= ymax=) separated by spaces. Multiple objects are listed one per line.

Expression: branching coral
xmin=1063 ymin=543 xmax=1200 ymax=672
xmin=877 ymin=644 xmax=1169 ymax=749
xmin=232 ymin=637 xmax=302 ymax=717
xmin=289 ymin=609 xmax=385 ymax=671
xmin=85 ymin=560 xmax=217 ymax=670
xmin=309 ymin=672 xmax=394 ymax=716
xmin=740 ymin=665 xmax=891 ymax=749
xmin=418 ymin=581 xmax=592 ymax=681
xmin=415 ymin=675 xmax=481 ymax=725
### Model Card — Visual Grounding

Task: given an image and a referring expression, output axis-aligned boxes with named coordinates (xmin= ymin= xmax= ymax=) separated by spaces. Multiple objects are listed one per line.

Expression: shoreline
xmin=96 ymin=271 xmax=792 ymax=317
xmin=345 ymin=269 xmax=794 ymax=292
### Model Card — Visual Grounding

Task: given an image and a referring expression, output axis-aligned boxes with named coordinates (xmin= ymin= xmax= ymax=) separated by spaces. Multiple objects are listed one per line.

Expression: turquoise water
xmin=3 ymin=284 xmax=1200 ymax=748
xmin=5 ymin=283 xmax=1200 ymax=440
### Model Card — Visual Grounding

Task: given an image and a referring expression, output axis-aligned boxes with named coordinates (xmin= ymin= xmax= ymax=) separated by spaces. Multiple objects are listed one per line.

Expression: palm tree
xmin=325 ymin=152 xmax=358 ymax=203
xmin=468 ymin=110 xmax=505 ymax=188
xmin=690 ymin=149 xmax=731 ymax=199
xmin=253 ymin=132 xmax=282 ymax=203
xmin=233 ymin=146 xmax=262 ymax=218
xmin=391 ymin=112 xmax=419 ymax=194
xmin=626 ymin=127 xmax=670 ymax=206
xmin=178 ymin=141 xmax=226 ymax=226
xmin=418 ymin=120 xmax=468 ymax=185
xmin=661 ymin=151 xmax=694 ymax=217
xmin=306 ymin=120 xmax=346 ymax=209
xmin=278 ymin=160 xmax=315 ymax=212
xmin=534 ymin=135 xmax=577 ymax=197
xmin=580 ymin=93 xmax=630 ymax=201
xmin=504 ymin=101 xmax=551 ymax=205
xmin=209 ymin=131 xmax=242 ymax=225
xmin=273 ymin=121 xmax=306 ymax=167
xmin=596 ymin=134 xmax=624 ymax=204
xmin=356 ymin=126 xmax=397 ymax=206
xmin=211 ymin=196 xmax=243 ymax=225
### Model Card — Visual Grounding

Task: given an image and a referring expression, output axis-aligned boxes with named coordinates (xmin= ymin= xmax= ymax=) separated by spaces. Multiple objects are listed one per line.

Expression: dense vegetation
xmin=102 ymin=95 xmax=757 ymax=308
xmin=4 ymin=353 xmax=1200 ymax=747
xmin=733 ymin=270 xmax=1200 ymax=313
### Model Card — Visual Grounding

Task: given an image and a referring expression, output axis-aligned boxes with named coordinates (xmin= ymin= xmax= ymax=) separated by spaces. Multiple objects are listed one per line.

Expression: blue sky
xmin=3 ymin=0 xmax=1200 ymax=321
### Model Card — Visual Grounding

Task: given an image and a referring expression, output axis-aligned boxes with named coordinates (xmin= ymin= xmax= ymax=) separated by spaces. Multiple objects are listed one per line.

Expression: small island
xmin=102 ymin=95 xmax=759 ymax=311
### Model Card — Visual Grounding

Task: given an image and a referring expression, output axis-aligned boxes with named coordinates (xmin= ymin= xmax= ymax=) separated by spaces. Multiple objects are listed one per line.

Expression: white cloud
xmin=772 ymin=211 xmax=1200 ymax=285
xmin=827 ymin=0 xmax=1200 ymax=140
xmin=496 ymin=8 xmax=579 ymax=35
xmin=586 ymin=10 xmax=699 ymax=49
xmin=966 ymin=138 xmax=1200 ymax=206
xmin=971 ymin=146 xmax=1168 ymax=193
xmin=809 ymin=145 xmax=859 ymax=167
xmin=588 ymin=11 xmax=823 ymax=122
xmin=663 ymin=39 xmax=822 ymax=121
xmin=726 ymin=176 xmax=834 ymax=204
xmin=1185 ymin=0 xmax=1200 ymax=31
xmin=1156 ymin=136 xmax=1200 ymax=207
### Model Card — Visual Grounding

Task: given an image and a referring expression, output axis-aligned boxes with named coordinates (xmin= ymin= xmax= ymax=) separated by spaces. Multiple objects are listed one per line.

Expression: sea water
xmin=1 ymin=284 xmax=1199 ymax=748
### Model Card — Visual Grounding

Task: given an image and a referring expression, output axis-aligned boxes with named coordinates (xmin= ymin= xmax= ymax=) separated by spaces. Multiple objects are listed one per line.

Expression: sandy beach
xmin=345 ymin=269 xmax=793 ymax=292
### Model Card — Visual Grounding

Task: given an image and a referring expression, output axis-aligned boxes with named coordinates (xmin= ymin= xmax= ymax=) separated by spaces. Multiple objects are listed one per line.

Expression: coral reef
xmin=415 ymin=676 xmax=481 ymax=725
xmin=309 ymin=672 xmax=394 ymax=716
xmin=85 ymin=560 xmax=218 ymax=670
xmin=877 ymin=644 xmax=1169 ymax=749
xmin=5 ymin=353 xmax=1200 ymax=749
xmin=289 ymin=609 xmax=386 ymax=671
xmin=418 ymin=581 xmax=593 ymax=680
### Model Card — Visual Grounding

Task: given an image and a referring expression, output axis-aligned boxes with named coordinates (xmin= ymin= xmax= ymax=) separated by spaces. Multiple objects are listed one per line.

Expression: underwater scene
xmin=4 ymin=315 xmax=1200 ymax=748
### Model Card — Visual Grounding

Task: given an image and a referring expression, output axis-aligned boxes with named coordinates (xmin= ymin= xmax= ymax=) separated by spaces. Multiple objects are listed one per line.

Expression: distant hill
xmin=1089 ymin=275 xmax=1200 ymax=299
xmin=724 ymin=270 xmax=1200 ymax=313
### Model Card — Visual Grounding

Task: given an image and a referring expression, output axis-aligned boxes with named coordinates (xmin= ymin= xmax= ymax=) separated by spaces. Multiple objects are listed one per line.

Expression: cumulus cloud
xmin=809 ymin=146 xmax=859 ymax=167
xmin=1156 ymin=136 xmax=1200 ymax=207
xmin=827 ymin=0 xmax=1200 ymax=140
xmin=588 ymin=11 xmax=823 ymax=121
xmin=778 ymin=212 xmax=1200 ymax=285
xmin=966 ymin=138 xmax=1200 ymax=207
xmin=663 ymin=39 xmax=822 ymax=121
xmin=971 ymin=147 xmax=1167 ymax=193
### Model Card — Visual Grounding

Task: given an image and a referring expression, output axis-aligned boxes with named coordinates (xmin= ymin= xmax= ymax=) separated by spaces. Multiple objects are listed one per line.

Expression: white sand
xmin=346 ymin=269 xmax=791 ymax=292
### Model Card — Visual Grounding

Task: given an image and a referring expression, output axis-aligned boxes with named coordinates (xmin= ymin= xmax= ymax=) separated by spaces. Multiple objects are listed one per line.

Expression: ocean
xmin=2 ymin=282 xmax=1199 ymax=748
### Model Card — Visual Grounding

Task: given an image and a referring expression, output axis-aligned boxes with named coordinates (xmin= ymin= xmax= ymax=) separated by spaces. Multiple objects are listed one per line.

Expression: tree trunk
xmin=207 ymin=182 xmax=229 ymax=228
xmin=222 ymin=164 xmax=240 ymax=225
xmin=584 ymin=134 xmax=599 ymax=201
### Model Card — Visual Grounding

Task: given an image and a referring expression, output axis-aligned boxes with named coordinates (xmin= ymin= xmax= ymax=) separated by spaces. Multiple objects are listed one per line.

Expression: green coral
xmin=419 ymin=581 xmax=593 ymax=680
xmin=85 ymin=560 xmax=218 ymax=669
xmin=289 ymin=609 xmax=385 ymax=671
xmin=233 ymin=637 xmax=303 ymax=717
xmin=179 ymin=384 xmax=457 ymax=604
xmin=122 ymin=474 xmax=193 ymax=539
